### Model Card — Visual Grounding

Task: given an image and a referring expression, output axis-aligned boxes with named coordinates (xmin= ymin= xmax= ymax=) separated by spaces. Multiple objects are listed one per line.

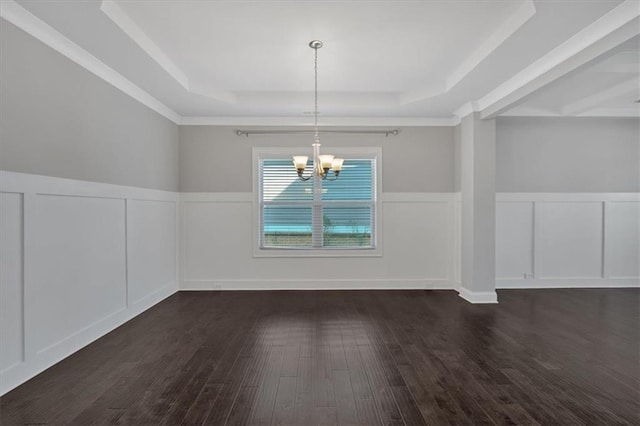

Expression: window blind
xmin=260 ymin=158 xmax=375 ymax=249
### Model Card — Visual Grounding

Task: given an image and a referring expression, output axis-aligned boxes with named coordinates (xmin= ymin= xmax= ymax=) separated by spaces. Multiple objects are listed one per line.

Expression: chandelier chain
xmin=314 ymin=44 xmax=318 ymax=140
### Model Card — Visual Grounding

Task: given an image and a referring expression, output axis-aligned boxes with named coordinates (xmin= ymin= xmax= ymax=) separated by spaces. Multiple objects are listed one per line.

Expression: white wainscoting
xmin=180 ymin=192 xmax=457 ymax=290
xmin=496 ymin=193 xmax=639 ymax=288
xmin=0 ymin=171 xmax=179 ymax=395
xmin=3 ymin=180 xmax=637 ymax=394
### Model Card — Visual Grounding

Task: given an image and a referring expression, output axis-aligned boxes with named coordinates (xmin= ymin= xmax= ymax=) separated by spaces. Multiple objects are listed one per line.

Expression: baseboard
xmin=496 ymin=278 xmax=639 ymax=289
xmin=0 ymin=284 xmax=177 ymax=396
xmin=458 ymin=288 xmax=499 ymax=304
xmin=180 ymin=279 xmax=454 ymax=291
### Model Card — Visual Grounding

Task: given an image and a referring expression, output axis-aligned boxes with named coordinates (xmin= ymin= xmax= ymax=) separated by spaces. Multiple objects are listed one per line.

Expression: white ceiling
xmin=503 ymin=36 xmax=640 ymax=117
xmin=3 ymin=0 xmax=639 ymax=124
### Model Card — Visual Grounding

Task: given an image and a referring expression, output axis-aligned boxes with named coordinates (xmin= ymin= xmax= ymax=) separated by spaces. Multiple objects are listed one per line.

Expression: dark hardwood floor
xmin=1 ymin=289 xmax=638 ymax=425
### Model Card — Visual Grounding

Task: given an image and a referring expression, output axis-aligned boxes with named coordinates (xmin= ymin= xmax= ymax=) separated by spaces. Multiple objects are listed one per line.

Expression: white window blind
xmin=259 ymin=158 xmax=376 ymax=249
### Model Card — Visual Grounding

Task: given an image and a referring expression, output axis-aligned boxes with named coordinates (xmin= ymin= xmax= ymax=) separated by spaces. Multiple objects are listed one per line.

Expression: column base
xmin=458 ymin=288 xmax=498 ymax=304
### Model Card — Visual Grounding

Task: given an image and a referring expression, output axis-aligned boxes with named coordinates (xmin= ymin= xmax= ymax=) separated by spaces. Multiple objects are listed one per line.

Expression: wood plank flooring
xmin=1 ymin=289 xmax=638 ymax=425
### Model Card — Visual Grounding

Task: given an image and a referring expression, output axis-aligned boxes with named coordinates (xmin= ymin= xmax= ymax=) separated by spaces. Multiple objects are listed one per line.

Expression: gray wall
xmin=496 ymin=117 xmax=639 ymax=193
xmin=0 ymin=20 xmax=179 ymax=191
xmin=179 ymin=126 xmax=455 ymax=192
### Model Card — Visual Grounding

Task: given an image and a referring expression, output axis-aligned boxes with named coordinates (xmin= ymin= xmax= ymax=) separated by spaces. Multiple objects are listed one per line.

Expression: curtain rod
xmin=235 ymin=129 xmax=399 ymax=137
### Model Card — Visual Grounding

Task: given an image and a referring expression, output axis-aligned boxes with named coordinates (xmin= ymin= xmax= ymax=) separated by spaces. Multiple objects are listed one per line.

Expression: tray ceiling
xmin=2 ymin=0 xmax=638 ymax=124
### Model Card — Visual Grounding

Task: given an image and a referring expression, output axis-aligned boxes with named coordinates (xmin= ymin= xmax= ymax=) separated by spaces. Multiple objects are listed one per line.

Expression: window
xmin=254 ymin=148 xmax=381 ymax=256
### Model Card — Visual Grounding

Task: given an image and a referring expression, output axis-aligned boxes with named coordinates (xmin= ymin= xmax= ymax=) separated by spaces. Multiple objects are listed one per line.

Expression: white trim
xmin=0 ymin=171 xmax=178 ymax=201
xmin=100 ymin=0 xmax=237 ymax=105
xmin=100 ymin=0 xmax=189 ymax=90
xmin=457 ymin=288 xmax=498 ymax=304
xmin=576 ymin=108 xmax=640 ymax=118
xmin=496 ymin=193 xmax=640 ymax=287
xmin=496 ymin=192 xmax=640 ymax=202
xmin=180 ymin=192 xmax=253 ymax=203
xmin=251 ymin=147 xmax=383 ymax=258
xmin=496 ymin=106 xmax=561 ymax=117
xmin=382 ymin=193 xmax=453 ymax=203
xmin=0 ymin=283 xmax=175 ymax=395
xmin=0 ymin=0 xmax=181 ymax=124
xmin=453 ymin=102 xmax=479 ymax=120
xmin=180 ymin=192 xmax=455 ymax=204
xmin=496 ymin=278 xmax=639 ymax=289
xmin=178 ymin=116 xmax=459 ymax=127
xmin=478 ymin=0 xmax=640 ymax=118
xmin=181 ymin=279 xmax=454 ymax=291
xmin=0 ymin=171 xmax=180 ymax=395
xmin=186 ymin=82 xmax=238 ymax=105
xmin=400 ymin=1 xmax=536 ymax=105
xmin=500 ymin=106 xmax=640 ymax=118
xmin=446 ymin=0 xmax=536 ymax=91
xmin=398 ymin=83 xmax=446 ymax=106
xmin=561 ymin=78 xmax=639 ymax=115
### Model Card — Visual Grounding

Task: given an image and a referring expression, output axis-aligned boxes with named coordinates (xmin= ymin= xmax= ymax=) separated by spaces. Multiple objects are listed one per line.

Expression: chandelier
xmin=292 ymin=40 xmax=343 ymax=181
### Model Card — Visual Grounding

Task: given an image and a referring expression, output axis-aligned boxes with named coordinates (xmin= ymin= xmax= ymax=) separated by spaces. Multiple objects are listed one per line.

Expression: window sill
xmin=253 ymin=246 xmax=383 ymax=258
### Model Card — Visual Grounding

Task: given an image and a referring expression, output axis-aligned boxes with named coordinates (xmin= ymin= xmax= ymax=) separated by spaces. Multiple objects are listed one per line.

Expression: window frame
xmin=253 ymin=147 xmax=382 ymax=258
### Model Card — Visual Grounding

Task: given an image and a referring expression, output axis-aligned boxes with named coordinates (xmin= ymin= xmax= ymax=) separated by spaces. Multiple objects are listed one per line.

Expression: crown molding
xmin=100 ymin=0 xmax=237 ymax=104
xmin=574 ymin=108 xmax=640 ymax=118
xmin=5 ymin=0 xmax=633 ymax=126
xmin=400 ymin=0 xmax=536 ymax=106
xmin=561 ymin=78 xmax=639 ymax=115
xmin=478 ymin=0 xmax=640 ymax=119
xmin=0 ymin=0 xmax=182 ymax=124
xmin=446 ymin=0 xmax=536 ymax=92
xmin=500 ymin=106 xmax=640 ymax=118
xmin=453 ymin=101 xmax=480 ymax=120
xmin=100 ymin=0 xmax=189 ymax=90
xmin=178 ymin=116 xmax=460 ymax=127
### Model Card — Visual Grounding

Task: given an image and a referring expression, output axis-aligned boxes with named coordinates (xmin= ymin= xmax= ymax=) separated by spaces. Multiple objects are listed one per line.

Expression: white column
xmin=459 ymin=113 xmax=498 ymax=303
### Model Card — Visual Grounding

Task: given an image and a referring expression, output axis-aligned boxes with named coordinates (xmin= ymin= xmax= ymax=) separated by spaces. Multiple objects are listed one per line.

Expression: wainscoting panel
xmin=496 ymin=201 xmax=533 ymax=280
xmin=30 ymin=194 xmax=127 ymax=354
xmin=182 ymin=197 xmax=253 ymax=283
xmin=0 ymin=192 xmax=24 ymax=373
xmin=126 ymin=199 xmax=177 ymax=306
xmin=0 ymin=172 xmax=179 ymax=395
xmin=605 ymin=202 xmax=640 ymax=278
xmin=181 ymin=193 xmax=455 ymax=289
xmin=536 ymin=202 xmax=603 ymax=279
xmin=496 ymin=193 xmax=639 ymax=288
xmin=383 ymin=201 xmax=450 ymax=280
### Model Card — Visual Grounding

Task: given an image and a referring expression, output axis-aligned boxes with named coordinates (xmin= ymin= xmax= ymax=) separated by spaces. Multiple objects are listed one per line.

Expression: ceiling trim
xmin=0 ymin=0 xmax=182 ymax=124
xmin=562 ymin=78 xmax=639 ymax=115
xmin=179 ymin=116 xmax=460 ymax=127
xmin=477 ymin=0 xmax=640 ymax=119
xmin=100 ymin=0 xmax=189 ymax=89
xmin=453 ymin=101 xmax=480 ymax=120
xmin=500 ymin=105 xmax=640 ymax=118
xmin=100 ymin=0 xmax=237 ymax=104
xmin=574 ymin=107 xmax=640 ymax=117
xmin=400 ymin=0 xmax=536 ymax=105
xmin=445 ymin=0 xmax=536 ymax=92
xmin=0 ymin=1 xmax=458 ymax=129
